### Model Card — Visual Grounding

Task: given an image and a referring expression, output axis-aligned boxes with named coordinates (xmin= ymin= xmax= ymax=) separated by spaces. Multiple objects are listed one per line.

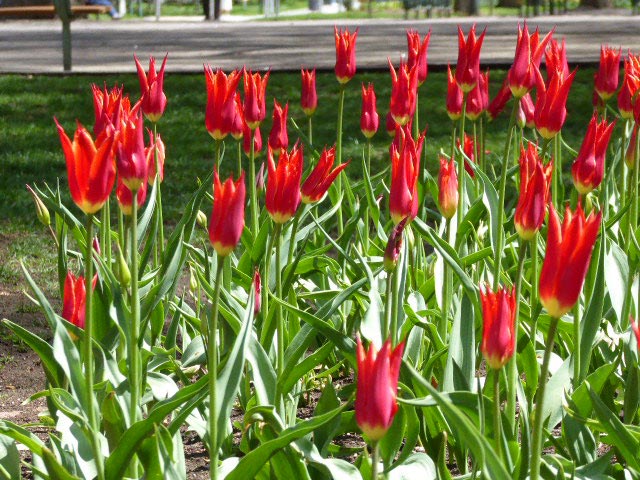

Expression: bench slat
xmin=0 ymin=5 xmax=110 ymax=16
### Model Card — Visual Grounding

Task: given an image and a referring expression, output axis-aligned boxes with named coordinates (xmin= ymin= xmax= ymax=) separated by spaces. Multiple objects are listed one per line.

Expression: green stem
xmin=237 ymin=140 xmax=242 ymax=177
xmin=440 ymin=218 xmax=452 ymax=342
xmin=479 ymin=116 xmax=485 ymax=172
xmin=530 ymin=315 xmax=560 ymax=480
xmin=208 ymin=259 xmax=224 ymax=480
xmin=249 ymin=130 xmax=259 ymax=241
xmin=506 ymin=242 xmax=527 ymax=435
xmin=390 ymin=242 xmax=403 ymax=346
xmin=273 ymin=223 xmax=285 ymax=416
xmin=215 ymin=139 xmax=222 ymax=171
xmin=129 ymin=189 xmax=141 ymax=432
xmin=553 ymin=134 xmax=562 ymax=211
xmin=493 ymin=369 xmax=502 ymax=460
xmin=492 ymin=99 xmax=520 ymax=290
xmin=383 ymin=269 xmax=394 ymax=340
xmin=573 ymin=303 xmax=581 ymax=386
xmin=287 ymin=207 xmax=303 ymax=265
xmin=336 ymin=85 xmax=346 ymax=236
xmin=632 ymin=129 xmax=640 ymax=234
xmin=456 ymin=93 xmax=468 ymax=233
xmin=531 ymin=235 xmax=539 ymax=348
xmin=102 ymin=199 xmax=111 ymax=268
xmin=363 ymin=140 xmax=371 ymax=253
xmin=84 ymin=215 xmax=105 ymax=480
xmin=308 ymin=115 xmax=313 ymax=147
xmin=154 ymin=122 xmax=165 ymax=263
xmin=371 ymin=442 xmax=380 ymax=480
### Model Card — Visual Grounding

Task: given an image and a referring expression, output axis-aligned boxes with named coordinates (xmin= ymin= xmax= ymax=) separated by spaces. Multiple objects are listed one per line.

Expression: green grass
xmin=0 ymin=68 xmax=597 ymax=225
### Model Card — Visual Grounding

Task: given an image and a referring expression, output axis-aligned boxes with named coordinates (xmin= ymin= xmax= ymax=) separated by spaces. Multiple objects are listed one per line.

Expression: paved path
xmin=1 ymin=14 xmax=639 ymax=74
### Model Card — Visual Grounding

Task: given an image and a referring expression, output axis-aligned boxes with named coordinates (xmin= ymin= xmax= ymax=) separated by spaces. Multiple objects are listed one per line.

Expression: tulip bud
xmin=256 ymin=162 xmax=266 ymax=192
xmin=631 ymin=317 xmax=640 ymax=351
xmin=253 ymin=269 xmax=261 ymax=316
xmin=480 ymin=285 xmax=516 ymax=370
xmin=196 ymin=210 xmax=208 ymax=229
xmin=189 ymin=265 xmax=198 ymax=293
xmin=26 ymin=185 xmax=50 ymax=226
xmin=384 ymin=218 xmax=406 ymax=272
xmin=116 ymin=246 xmax=131 ymax=288
xmin=437 ymin=157 xmax=458 ymax=220
xmin=334 ymin=27 xmax=358 ymax=84
xmin=626 ymin=125 xmax=638 ymax=168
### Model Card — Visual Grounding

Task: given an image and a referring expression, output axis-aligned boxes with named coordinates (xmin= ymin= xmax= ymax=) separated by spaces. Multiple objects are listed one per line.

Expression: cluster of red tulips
xmin=8 ymin=20 xmax=640 ymax=480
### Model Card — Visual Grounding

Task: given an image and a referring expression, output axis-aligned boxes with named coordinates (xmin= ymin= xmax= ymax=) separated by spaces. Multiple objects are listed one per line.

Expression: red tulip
xmin=618 ymin=55 xmax=640 ymax=119
xmin=301 ymin=68 xmax=318 ymax=117
xmin=301 ymin=146 xmax=348 ymax=204
xmin=205 ymin=65 xmax=241 ymax=140
xmin=209 ymin=170 xmax=246 ymax=257
xmin=266 ymin=143 xmax=303 ymax=223
xmin=487 ymin=78 xmax=512 ymax=121
xmin=334 ymin=26 xmax=358 ymax=84
xmin=91 ymin=83 xmax=123 ymax=139
xmin=244 ymin=70 xmax=270 ymax=129
xmin=545 ymin=38 xmax=569 ymax=84
xmin=571 ymin=114 xmax=615 ymax=195
xmin=116 ymin=176 xmax=147 ymax=216
xmin=389 ymin=58 xmax=418 ymax=126
xmin=480 ymin=285 xmax=516 ymax=370
xmin=457 ymin=133 xmax=476 ymax=178
xmin=594 ymin=46 xmax=621 ymax=102
xmin=438 ymin=156 xmax=458 ymax=220
xmin=466 ymin=70 xmax=489 ymax=121
xmin=361 ymin=83 xmax=379 ymax=139
xmin=230 ymin=92 xmax=245 ymax=141
xmin=540 ymin=203 xmax=601 ymax=318
xmin=355 ymin=337 xmax=405 ymax=442
xmin=508 ymin=23 xmax=552 ymax=98
xmin=253 ymin=269 xmax=261 ymax=317
xmin=268 ymin=100 xmax=289 ymax=152
xmin=55 ymin=118 xmax=116 ymax=215
xmin=134 ymin=53 xmax=168 ymax=123
xmin=534 ymin=69 xmax=576 ymax=139
xmin=514 ymin=143 xmax=552 ymax=240
xmin=625 ymin=124 xmax=637 ymax=168
xmin=631 ymin=317 xmax=640 ymax=352
xmin=385 ymin=111 xmax=397 ymax=137
xmin=455 ymin=24 xmax=486 ymax=93
xmin=406 ymin=29 xmax=431 ymax=86
xmin=243 ymin=124 xmax=262 ymax=157
xmin=389 ymin=125 xmax=424 ymax=224
xmin=446 ymin=64 xmax=463 ymax=121
xmin=145 ymin=130 xmax=165 ymax=185
xmin=384 ymin=219 xmax=406 ymax=272
xmin=62 ymin=271 xmax=96 ymax=330
xmin=116 ymin=109 xmax=148 ymax=192
xmin=517 ymin=93 xmax=535 ymax=129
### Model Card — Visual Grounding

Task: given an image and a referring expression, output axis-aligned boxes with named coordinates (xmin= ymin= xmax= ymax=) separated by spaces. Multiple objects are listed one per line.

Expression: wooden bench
xmin=0 ymin=4 xmax=110 ymax=17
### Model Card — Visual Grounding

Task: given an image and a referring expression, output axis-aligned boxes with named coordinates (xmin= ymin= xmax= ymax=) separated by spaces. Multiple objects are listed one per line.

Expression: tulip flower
xmin=355 ymin=337 xmax=405 ymax=442
xmin=389 ymin=125 xmax=424 ymax=224
xmin=361 ymin=83 xmax=379 ymax=139
xmin=253 ymin=269 xmax=261 ymax=317
xmin=91 ymin=83 xmax=123 ymax=139
xmin=438 ymin=156 xmax=458 ymax=220
xmin=301 ymin=146 xmax=348 ymax=204
xmin=134 ymin=53 xmax=168 ymax=123
xmin=487 ymin=78 xmax=512 ymax=121
xmin=517 ymin=93 xmax=535 ymax=129
xmin=446 ymin=65 xmax=464 ymax=121
xmin=334 ymin=26 xmax=358 ymax=84
xmin=268 ymin=100 xmax=289 ymax=152
xmin=406 ymin=29 xmax=430 ymax=86
xmin=480 ymin=285 xmax=516 ymax=370
xmin=205 ymin=65 xmax=241 ymax=140
xmin=540 ymin=203 xmax=601 ymax=318
xmin=209 ymin=170 xmax=246 ymax=257
xmin=514 ymin=143 xmax=552 ymax=240
xmin=145 ymin=130 xmax=165 ymax=185
xmin=62 ymin=271 xmax=96 ymax=330
xmin=631 ymin=317 xmax=640 ymax=351
xmin=243 ymin=70 xmax=270 ymax=129
xmin=116 ymin=109 xmax=148 ymax=192
xmin=457 ymin=133 xmax=477 ymax=178
xmin=301 ymin=68 xmax=318 ymax=117
xmin=466 ymin=70 xmax=489 ymax=121
xmin=594 ymin=46 xmax=621 ymax=102
xmin=545 ymin=38 xmax=569 ymax=84
xmin=389 ymin=58 xmax=418 ymax=126
xmin=116 ymin=176 xmax=148 ymax=216
xmin=266 ymin=143 xmax=304 ymax=224
xmin=571 ymin=114 xmax=615 ymax=195
xmin=534 ymin=69 xmax=576 ymax=139
xmin=230 ymin=92 xmax=245 ymax=141
xmin=508 ymin=23 xmax=552 ymax=98
xmin=618 ymin=56 xmax=640 ymax=119
xmin=385 ymin=111 xmax=397 ymax=137
xmin=455 ymin=24 xmax=486 ymax=93
xmin=243 ymin=124 xmax=262 ymax=156
xmin=55 ymin=119 xmax=116 ymax=215
xmin=384 ymin=218 xmax=407 ymax=272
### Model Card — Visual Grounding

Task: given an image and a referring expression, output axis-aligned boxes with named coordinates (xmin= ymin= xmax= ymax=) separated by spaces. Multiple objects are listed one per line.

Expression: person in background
xmin=86 ymin=0 xmax=122 ymax=18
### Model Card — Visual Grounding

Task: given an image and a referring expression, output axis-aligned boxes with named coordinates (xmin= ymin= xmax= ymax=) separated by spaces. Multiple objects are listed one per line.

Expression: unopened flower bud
xmin=253 ymin=269 xmax=261 ymax=316
xmin=26 ymin=185 xmax=50 ymax=226
xmin=196 ymin=210 xmax=208 ymax=229
xmin=384 ymin=218 xmax=407 ymax=272
xmin=116 ymin=247 xmax=131 ymax=288
xmin=256 ymin=162 xmax=266 ymax=192
xmin=189 ymin=265 xmax=198 ymax=293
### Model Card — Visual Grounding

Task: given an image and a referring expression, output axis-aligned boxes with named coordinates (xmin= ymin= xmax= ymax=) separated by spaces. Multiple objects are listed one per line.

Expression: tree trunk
xmin=579 ymin=0 xmax=612 ymax=6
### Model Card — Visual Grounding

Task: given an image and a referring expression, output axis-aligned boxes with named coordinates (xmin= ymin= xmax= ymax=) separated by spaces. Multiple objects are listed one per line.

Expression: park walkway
xmin=1 ymin=12 xmax=639 ymax=74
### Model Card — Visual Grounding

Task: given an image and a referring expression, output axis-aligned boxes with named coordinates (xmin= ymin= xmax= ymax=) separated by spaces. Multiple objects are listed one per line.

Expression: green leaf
xmin=580 ymin=237 xmax=605 ymax=380
xmin=388 ymin=453 xmax=436 ymax=480
xmin=443 ymin=294 xmax=475 ymax=392
xmin=0 ymin=434 xmax=20 ymax=480
xmin=225 ymin=402 xmax=349 ymax=480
